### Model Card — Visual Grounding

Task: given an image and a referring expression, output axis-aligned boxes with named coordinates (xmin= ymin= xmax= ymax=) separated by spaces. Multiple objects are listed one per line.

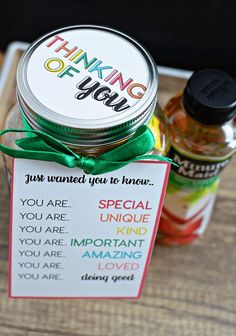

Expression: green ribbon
xmin=0 ymin=125 xmax=175 ymax=175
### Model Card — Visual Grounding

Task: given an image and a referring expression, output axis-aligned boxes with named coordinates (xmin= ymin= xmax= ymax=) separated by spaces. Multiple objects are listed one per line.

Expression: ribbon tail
xmin=98 ymin=125 xmax=155 ymax=162
xmin=87 ymin=158 xmax=130 ymax=175
xmin=0 ymin=129 xmax=83 ymax=168
xmin=88 ymin=155 xmax=175 ymax=175
xmin=87 ymin=125 xmax=177 ymax=174
xmin=16 ymin=137 xmax=58 ymax=152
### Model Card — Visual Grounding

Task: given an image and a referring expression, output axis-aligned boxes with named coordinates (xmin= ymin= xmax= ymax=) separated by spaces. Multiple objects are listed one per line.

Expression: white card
xmin=9 ymin=159 xmax=169 ymax=299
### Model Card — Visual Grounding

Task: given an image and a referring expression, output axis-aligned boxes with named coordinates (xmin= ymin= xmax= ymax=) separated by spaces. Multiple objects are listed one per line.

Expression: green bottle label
xmin=161 ymin=145 xmax=231 ymax=238
xmin=168 ymin=145 xmax=231 ymax=189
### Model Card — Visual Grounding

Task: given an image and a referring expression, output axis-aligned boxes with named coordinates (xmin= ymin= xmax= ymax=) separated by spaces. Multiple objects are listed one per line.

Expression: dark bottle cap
xmin=183 ymin=69 xmax=236 ymax=125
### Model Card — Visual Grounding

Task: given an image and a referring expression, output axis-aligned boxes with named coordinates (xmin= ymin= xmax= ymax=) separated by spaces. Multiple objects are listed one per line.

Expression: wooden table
xmin=0 ymin=54 xmax=236 ymax=336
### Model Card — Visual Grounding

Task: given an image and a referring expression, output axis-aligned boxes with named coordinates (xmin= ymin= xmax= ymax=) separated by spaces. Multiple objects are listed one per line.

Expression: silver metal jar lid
xmin=17 ymin=25 xmax=158 ymax=146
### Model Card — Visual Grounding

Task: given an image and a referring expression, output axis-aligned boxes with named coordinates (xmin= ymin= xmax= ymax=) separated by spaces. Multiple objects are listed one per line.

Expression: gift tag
xmin=9 ymin=159 xmax=169 ymax=299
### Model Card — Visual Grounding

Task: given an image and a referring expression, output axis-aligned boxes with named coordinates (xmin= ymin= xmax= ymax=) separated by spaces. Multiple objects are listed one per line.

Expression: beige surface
xmin=0 ymin=54 xmax=236 ymax=336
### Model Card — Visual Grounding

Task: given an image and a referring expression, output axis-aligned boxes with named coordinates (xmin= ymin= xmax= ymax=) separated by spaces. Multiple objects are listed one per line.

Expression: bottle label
xmin=168 ymin=145 xmax=230 ymax=185
xmin=160 ymin=176 xmax=219 ymax=238
xmin=160 ymin=145 xmax=230 ymax=240
xmin=9 ymin=158 xmax=169 ymax=299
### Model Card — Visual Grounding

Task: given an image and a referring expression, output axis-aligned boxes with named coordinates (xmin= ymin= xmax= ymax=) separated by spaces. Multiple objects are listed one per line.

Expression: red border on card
xmin=8 ymin=159 xmax=15 ymax=298
xmin=9 ymin=159 xmax=170 ymax=299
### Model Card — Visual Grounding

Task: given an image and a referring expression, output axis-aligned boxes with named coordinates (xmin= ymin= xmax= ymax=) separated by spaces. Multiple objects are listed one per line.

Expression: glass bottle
xmin=157 ymin=69 xmax=236 ymax=245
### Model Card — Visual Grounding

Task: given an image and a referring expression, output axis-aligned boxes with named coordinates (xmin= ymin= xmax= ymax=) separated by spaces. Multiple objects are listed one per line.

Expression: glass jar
xmin=157 ymin=69 xmax=236 ymax=245
xmin=2 ymin=25 xmax=169 ymax=176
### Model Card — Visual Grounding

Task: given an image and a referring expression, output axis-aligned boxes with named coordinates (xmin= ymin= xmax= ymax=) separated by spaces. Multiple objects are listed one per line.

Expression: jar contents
xmin=157 ymin=69 xmax=236 ymax=245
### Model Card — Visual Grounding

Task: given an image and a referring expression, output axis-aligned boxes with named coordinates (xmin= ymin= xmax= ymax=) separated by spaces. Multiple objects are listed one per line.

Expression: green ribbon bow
xmin=0 ymin=125 xmax=175 ymax=175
